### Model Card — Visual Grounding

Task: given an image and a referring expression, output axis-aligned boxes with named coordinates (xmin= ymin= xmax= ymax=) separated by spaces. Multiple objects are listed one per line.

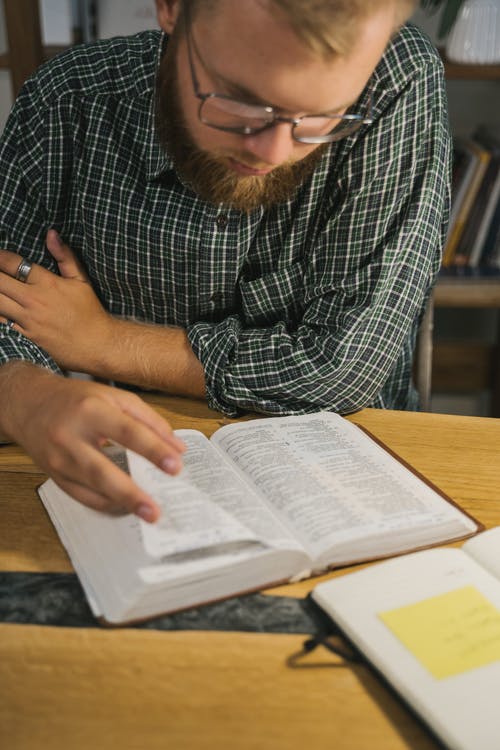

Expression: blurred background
xmin=0 ymin=1 xmax=499 ymax=417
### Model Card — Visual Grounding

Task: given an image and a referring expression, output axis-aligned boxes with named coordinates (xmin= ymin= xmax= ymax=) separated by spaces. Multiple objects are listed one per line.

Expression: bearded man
xmin=0 ymin=0 xmax=450 ymax=520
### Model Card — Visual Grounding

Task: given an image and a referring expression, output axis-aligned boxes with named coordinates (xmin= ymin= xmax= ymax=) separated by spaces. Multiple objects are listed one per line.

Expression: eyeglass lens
xmin=199 ymin=96 xmax=364 ymax=142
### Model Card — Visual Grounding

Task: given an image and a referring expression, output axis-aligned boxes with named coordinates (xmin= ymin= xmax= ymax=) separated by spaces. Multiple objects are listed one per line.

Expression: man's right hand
xmin=0 ymin=361 xmax=186 ymax=522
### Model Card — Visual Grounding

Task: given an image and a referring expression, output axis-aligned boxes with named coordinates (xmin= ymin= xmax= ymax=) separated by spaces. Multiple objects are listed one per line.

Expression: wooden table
xmin=1 ymin=395 xmax=500 ymax=750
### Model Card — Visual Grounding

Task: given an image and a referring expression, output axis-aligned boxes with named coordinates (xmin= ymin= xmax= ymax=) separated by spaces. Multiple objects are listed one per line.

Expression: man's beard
xmin=155 ymin=38 xmax=327 ymax=213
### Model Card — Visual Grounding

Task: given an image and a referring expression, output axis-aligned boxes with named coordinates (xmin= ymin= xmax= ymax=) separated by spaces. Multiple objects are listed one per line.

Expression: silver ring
xmin=6 ymin=319 xmax=15 ymax=329
xmin=15 ymin=258 xmax=32 ymax=283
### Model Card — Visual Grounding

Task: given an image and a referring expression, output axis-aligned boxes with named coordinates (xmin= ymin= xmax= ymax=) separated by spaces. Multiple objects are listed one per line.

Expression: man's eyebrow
xmin=211 ymin=72 xmax=358 ymax=114
xmin=214 ymin=73 xmax=273 ymax=107
xmin=196 ymin=47 xmax=268 ymax=105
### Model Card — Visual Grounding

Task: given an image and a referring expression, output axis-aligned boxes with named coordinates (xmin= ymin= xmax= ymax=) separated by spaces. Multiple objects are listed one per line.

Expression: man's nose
xmin=242 ymin=122 xmax=296 ymax=166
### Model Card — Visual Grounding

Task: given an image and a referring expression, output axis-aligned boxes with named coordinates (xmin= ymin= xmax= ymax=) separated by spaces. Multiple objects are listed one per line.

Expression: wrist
xmin=87 ymin=317 xmax=161 ymax=383
xmin=81 ymin=313 xmax=121 ymax=376
xmin=0 ymin=361 xmax=55 ymax=441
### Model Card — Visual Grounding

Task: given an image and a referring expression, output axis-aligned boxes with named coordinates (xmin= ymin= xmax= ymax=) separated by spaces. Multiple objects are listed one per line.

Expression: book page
xmin=463 ymin=526 xmax=500 ymax=580
xmin=127 ymin=431 xmax=303 ymax=558
xmin=210 ymin=412 xmax=476 ymax=562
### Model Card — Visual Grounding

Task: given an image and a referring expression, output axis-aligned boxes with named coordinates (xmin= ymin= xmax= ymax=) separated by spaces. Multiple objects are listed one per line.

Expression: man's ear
xmin=155 ymin=0 xmax=181 ymax=34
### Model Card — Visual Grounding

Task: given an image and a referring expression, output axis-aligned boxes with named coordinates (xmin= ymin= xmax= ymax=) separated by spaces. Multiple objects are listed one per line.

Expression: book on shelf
xmin=444 ymin=128 xmax=500 ymax=273
xmin=470 ymin=168 xmax=500 ymax=267
xmin=443 ymin=138 xmax=491 ymax=267
xmin=38 ymin=411 xmax=481 ymax=625
xmin=445 ymin=138 xmax=480 ymax=259
xmin=482 ymin=197 xmax=500 ymax=269
xmin=312 ymin=525 xmax=500 ymax=750
xmin=455 ymin=160 xmax=500 ymax=268
xmin=456 ymin=127 xmax=500 ymax=268
xmin=479 ymin=135 xmax=500 ymax=270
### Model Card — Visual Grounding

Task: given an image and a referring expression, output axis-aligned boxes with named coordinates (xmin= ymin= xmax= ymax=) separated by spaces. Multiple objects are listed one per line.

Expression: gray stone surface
xmin=0 ymin=573 xmax=332 ymax=633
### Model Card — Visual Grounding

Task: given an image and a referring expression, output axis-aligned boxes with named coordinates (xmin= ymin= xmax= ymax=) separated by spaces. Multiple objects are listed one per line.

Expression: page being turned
xmin=127 ymin=430 xmax=302 ymax=558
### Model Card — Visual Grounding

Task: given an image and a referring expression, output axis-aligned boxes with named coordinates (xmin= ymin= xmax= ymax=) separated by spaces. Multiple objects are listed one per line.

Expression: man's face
xmin=156 ymin=0 xmax=396 ymax=211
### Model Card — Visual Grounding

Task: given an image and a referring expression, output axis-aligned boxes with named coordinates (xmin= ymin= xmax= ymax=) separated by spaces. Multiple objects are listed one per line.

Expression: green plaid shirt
xmin=0 ymin=25 xmax=451 ymax=416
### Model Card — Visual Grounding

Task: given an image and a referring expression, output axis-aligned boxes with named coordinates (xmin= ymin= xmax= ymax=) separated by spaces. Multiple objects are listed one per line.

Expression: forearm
xmin=0 ymin=236 xmax=205 ymax=398
xmin=85 ymin=317 xmax=206 ymax=399
xmin=0 ymin=360 xmax=56 ymax=442
xmin=0 ymin=360 xmax=20 ymax=441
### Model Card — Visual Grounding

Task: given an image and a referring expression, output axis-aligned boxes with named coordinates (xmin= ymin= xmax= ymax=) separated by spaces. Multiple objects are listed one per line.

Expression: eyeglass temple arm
xmin=182 ymin=3 xmax=204 ymax=98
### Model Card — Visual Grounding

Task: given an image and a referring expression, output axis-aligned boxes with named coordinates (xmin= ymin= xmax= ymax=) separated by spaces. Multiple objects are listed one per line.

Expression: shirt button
xmin=210 ymin=291 xmax=224 ymax=305
xmin=216 ymin=215 xmax=228 ymax=229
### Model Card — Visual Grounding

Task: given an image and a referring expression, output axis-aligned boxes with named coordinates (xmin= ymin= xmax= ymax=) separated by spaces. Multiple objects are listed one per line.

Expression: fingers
xmin=85 ymin=394 xmax=185 ymax=475
xmin=0 ymin=249 xmax=53 ymax=293
xmin=0 ymin=299 xmax=25 ymax=331
xmin=42 ymin=390 xmax=185 ymax=520
xmin=0 ymin=318 xmax=24 ymax=335
xmin=0 ymin=249 xmax=36 ymax=284
xmin=0 ymin=232 xmax=89 ymax=287
xmin=114 ymin=391 xmax=187 ymax=453
xmin=3 ymin=352 xmax=185 ymax=524
xmin=45 ymin=230 xmax=89 ymax=281
xmin=0 ymin=280 xmax=25 ymax=332
xmin=0 ymin=268 xmax=43 ymax=331
xmin=53 ymin=450 xmax=161 ymax=523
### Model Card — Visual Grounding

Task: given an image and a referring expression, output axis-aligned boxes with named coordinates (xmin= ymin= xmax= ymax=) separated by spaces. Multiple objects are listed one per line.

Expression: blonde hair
xmin=184 ymin=0 xmax=417 ymax=58
xmin=267 ymin=0 xmax=417 ymax=57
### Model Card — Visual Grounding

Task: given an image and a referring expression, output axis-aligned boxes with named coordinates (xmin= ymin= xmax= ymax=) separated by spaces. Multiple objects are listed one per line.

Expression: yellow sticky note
xmin=379 ymin=586 xmax=500 ymax=679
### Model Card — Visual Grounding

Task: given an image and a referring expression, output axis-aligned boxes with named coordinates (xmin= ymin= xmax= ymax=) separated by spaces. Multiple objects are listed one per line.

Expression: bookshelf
xmin=430 ymin=55 xmax=500 ymax=417
xmin=0 ymin=0 xmax=90 ymax=96
xmin=431 ymin=281 xmax=500 ymax=417
xmin=0 ymin=0 xmax=44 ymax=95
xmin=434 ymin=280 xmax=500 ymax=308
xmin=441 ymin=51 xmax=500 ymax=81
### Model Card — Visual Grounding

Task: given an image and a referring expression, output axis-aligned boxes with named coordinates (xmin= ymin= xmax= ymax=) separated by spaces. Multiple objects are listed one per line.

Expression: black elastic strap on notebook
xmin=286 ymin=630 xmax=362 ymax=668
xmin=286 ymin=595 xmax=363 ymax=667
xmin=306 ymin=633 xmax=361 ymax=661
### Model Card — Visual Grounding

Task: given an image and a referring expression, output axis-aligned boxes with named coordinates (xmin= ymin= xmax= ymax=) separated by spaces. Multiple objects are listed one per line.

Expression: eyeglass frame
xmin=183 ymin=15 xmax=374 ymax=145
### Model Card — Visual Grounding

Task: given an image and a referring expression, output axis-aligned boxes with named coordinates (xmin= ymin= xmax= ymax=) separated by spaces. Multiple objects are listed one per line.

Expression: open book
xmin=38 ymin=412 xmax=480 ymax=625
xmin=312 ymin=527 xmax=500 ymax=750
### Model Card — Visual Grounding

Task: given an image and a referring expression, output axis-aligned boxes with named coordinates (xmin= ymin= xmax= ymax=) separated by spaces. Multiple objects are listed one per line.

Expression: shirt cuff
xmin=0 ymin=328 xmax=63 ymax=374
xmin=187 ymin=318 xmax=242 ymax=417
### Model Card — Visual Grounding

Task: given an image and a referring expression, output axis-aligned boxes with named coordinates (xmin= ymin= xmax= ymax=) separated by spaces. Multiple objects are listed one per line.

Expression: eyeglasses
xmin=185 ymin=22 xmax=373 ymax=145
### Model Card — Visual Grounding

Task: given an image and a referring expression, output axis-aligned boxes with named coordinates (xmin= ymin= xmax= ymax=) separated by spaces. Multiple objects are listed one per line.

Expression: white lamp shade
xmin=446 ymin=0 xmax=500 ymax=64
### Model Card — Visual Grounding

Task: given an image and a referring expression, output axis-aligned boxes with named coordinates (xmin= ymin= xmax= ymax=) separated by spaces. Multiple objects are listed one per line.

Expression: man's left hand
xmin=0 ymin=230 xmax=115 ymax=371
